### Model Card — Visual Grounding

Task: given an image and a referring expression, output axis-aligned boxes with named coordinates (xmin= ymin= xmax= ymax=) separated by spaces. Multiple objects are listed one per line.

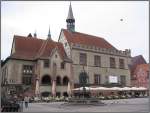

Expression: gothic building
xmin=1 ymin=3 xmax=131 ymax=97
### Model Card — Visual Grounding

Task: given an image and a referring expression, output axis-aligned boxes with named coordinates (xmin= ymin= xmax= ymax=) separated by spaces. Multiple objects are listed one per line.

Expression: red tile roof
xmin=62 ymin=29 xmax=116 ymax=49
xmin=10 ymin=35 xmax=67 ymax=60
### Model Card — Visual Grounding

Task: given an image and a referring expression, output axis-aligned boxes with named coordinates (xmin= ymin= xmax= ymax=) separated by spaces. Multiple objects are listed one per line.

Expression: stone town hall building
xmin=1 ymin=4 xmax=131 ymax=97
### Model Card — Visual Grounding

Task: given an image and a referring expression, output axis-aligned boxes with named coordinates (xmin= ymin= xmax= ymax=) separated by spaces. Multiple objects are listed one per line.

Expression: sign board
xmin=109 ymin=76 xmax=118 ymax=83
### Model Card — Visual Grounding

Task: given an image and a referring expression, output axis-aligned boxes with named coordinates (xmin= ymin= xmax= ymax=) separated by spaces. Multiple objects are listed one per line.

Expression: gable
xmin=10 ymin=35 xmax=68 ymax=61
xmin=58 ymin=30 xmax=71 ymax=57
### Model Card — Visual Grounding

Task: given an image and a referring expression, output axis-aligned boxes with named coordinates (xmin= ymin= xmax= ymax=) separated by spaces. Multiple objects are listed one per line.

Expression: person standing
xmin=24 ymin=96 xmax=29 ymax=108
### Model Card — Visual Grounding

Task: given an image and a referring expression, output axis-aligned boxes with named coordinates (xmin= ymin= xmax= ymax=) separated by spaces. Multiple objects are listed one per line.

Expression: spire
xmin=34 ymin=30 xmax=37 ymax=38
xmin=67 ymin=2 xmax=74 ymax=20
xmin=66 ymin=2 xmax=75 ymax=32
xmin=47 ymin=26 xmax=51 ymax=39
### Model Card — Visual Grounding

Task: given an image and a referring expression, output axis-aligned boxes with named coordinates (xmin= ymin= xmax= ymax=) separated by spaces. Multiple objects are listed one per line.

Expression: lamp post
xmin=79 ymin=65 xmax=89 ymax=98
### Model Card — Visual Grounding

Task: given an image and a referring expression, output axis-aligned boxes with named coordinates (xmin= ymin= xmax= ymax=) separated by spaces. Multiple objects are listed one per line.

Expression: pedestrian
xmin=24 ymin=96 xmax=29 ymax=108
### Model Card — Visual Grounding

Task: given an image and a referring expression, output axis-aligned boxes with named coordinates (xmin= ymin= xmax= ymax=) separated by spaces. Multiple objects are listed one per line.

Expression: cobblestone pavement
xmin=23 ymin=98 xmax=149 ymax=112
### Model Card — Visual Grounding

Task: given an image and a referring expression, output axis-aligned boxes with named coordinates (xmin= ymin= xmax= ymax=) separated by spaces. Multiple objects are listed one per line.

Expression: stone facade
xmin=1 ymin=3 xmax=132 ymax=98
xmin=58 ymin=32 xmax=131 ymax=87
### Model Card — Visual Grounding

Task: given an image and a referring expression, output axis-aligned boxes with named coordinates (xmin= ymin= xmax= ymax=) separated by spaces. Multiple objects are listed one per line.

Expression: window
xmin=94 ymin=55 xmax=101 ymax=67
xmin=119 ymin=59 xmax=125 ymax=69
xmin=22 ymin=77 xmax=32 ymax=85
xmin=120 ymin=75 xmax=126 ymax=86
xmin=110 ymin=57 xmax=116 ymax=68
xmin=61 ymin=62 xmax=65 ymax=69
xmin=23 ymin=65 xmax=33 ymax=74
xmin=80 ymin=53 xmax=87 ymax=65
xmin=94 ymin=74 xmax=101 ymax=85
xmin=44 ymin=59 xmax=50 ymax=68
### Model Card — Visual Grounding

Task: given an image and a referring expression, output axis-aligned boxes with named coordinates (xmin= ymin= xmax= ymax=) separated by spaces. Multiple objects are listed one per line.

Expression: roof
xmin=62 ymin=29 xmax=116 ymax=49
xmin=129 ymin=55 xmax=147 ymax=75
xmin=10 ymin=35 xmax=69 ymax=61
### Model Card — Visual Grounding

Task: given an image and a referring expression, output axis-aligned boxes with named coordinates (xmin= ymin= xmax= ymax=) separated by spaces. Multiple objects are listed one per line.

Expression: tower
xmin=47 ymin=26 xmax=51 ymax=39
xmin=66 ymin=2 xmax=75 ymax=32
xmin=34 ymin=30 xmax=37 ymax=38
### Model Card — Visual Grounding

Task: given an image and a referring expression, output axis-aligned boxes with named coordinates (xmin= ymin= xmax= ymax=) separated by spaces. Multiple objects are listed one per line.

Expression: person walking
xmin=24 ymin=96 xmax=29 ymax=108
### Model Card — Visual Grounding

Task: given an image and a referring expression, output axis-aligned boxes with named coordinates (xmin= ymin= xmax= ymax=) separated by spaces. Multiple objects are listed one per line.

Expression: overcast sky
xmin=1 ymin=1 xmax=149 ymax=62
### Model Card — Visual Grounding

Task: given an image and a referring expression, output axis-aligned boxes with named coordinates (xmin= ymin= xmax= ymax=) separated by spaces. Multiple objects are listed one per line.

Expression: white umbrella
xmin=121 ymin=87 xmax=131 ymax=91
xmin=130 ymin=87 xmax=139 ymax=91
xmin=95 ymin=87 xmax=111 ymax=91
xmin=52 ymin=80 xmax=56 ymax=97
xmin=73 ymin=87 xmax=92 ymax=91
xmin=138 ymin=87 xmax=147 ymax=90
xmin=35 ymin=79 xmax=40 ymax=97
xmin=67 ymin=82 xmax=72 ymax=97
xmin=109 ymin=87 xmax=122 ymax=91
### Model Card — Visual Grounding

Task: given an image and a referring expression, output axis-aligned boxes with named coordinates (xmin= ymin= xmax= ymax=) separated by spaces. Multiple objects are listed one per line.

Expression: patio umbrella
xmin=67 ymin=82 xmax=72 ymax=97
xmin=138 ymin=87 xmax=147 ymax=91
xmin=35 ymin=79 xmax=40 ymax=97
xmin=95 ymin=87 xmax=111 ymax=91
xmin=73 ymin=87 xmax=92 ymax=91
xmin=121 ymin=87 xmax=131 ymax=91
xmin=130 ymin=87 xmax=139 ymax=91
xmin=109 ymin=87 xmax=122 ymax=91
xmin=52 ymin=80 xmax=56 ymax=97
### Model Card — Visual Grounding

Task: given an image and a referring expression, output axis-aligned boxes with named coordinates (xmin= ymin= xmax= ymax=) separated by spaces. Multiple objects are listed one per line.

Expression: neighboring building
xmin=131 ymin=64 xmax=149 ymax=88
xmin=129 ymin=55 xmax=147 ymax=81
xmin=1 ymin=3 xmax=132 ymax=97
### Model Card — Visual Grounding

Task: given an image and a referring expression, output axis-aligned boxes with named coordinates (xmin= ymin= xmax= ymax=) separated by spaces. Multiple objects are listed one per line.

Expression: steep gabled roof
xmin=61 ymin=29 xmax=116 ymax=49
xmin=10 ymin=35 xmax=68 ymax=61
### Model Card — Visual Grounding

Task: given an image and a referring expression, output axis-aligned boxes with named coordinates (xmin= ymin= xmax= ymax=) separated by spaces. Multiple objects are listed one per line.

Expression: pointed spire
xmin=34 ymin=30 xmax=37 ymax=38
xmin=67 ymin=2 xmax=74 ymax=20
xmin=47 ymin=26 xmax=51 ymax=39
xmin=66 ymin=2 xmax=75 ymax=32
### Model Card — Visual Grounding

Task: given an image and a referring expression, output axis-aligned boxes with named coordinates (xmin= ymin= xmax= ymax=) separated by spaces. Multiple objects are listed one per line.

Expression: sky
xmin=1 ymin=1 xmax=149 ymax=62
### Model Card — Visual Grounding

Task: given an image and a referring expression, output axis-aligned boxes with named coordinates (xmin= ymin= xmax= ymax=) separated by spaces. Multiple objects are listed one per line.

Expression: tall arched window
xmin=63 ymin=76 xmax=69 ymax=85
xmin=56 ymin=76 xmax=61 ymax=85
xmin=41 ymin=75 xmax=51 ymax=85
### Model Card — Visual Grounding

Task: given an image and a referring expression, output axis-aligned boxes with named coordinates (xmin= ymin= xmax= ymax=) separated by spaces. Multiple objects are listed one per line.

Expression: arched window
xmin=63 ymin=76 xmax=69 ymax=85
xmin=41 ymin=75 xmax=51 ymax=85
xmin=56 ymin=76 xmax=61 ymax=85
